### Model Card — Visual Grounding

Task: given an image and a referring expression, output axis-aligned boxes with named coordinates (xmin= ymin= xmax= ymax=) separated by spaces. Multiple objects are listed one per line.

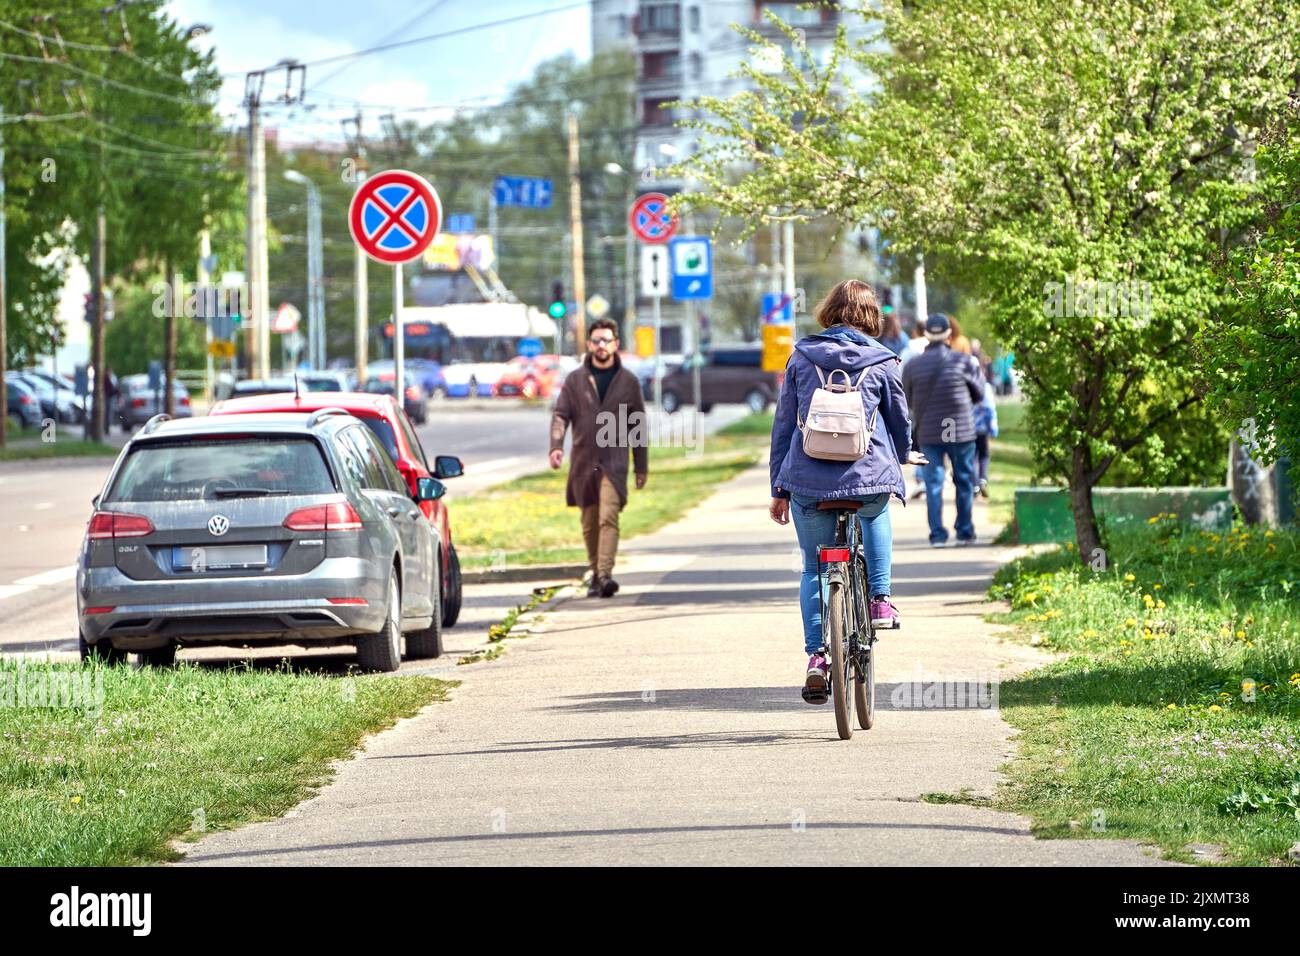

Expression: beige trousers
xmin=580 ymin=475 xmax=622 ymax=578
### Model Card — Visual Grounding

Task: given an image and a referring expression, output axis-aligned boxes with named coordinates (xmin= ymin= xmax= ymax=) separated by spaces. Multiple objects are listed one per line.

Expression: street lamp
xmin=284 ymin=170 xmax=323 ymax=370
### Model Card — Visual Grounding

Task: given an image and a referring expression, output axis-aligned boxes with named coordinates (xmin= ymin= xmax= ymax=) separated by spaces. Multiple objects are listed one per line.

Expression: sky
xmin=166 ymin=0 xmax=593 ymax=142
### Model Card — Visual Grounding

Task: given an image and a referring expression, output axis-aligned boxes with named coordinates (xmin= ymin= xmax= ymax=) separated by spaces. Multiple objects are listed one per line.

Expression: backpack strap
xmin=853 ymin=367 xmax=871 ymax=388
xmin=813 ymin=365 xmax=828 ymax=387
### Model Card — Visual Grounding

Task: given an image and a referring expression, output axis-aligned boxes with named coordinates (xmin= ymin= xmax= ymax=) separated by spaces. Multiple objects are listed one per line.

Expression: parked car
xmin=116 ymin=375 xmax=192 ymax=429
xmin=210 ymin=391 xmax=465 ymax=628
xmin=7 ymin=371 xmax=83 ymax=424
xmin=77 ymin=410 xmax=445 ymax=671
xmin=494 ymin=354 xmax=566 ymax=399
xmin=360 ymin=376 xmax=428 ymax=424
xmin=5 ymin=378 xmax=44 ymax=430
xmin=441 ymin=362 xmax=506 ymax=398
xmin=19 ymin=369 xmax=86 ymax=423
xmin=358 ymin=361 xmax=446 ymax=398
xmin=658 ymin=347 xmax=778 ymax=414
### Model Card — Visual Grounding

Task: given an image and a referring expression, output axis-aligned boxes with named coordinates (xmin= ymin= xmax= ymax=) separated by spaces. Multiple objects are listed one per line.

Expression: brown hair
xmin=814 ymin=280 xmax=882 ymax=336
xmin=588 ymin=318 xmax=619 ymax=339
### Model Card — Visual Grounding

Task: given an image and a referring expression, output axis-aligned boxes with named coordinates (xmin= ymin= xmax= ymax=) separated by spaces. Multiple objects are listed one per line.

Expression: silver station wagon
xmin=77 ymin=409 xmax=445 ymax=671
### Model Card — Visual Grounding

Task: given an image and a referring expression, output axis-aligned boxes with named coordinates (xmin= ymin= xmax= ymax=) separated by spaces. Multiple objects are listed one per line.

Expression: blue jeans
xmin=920 ymin=441 xmax=976 ymax=545
xmin=790 ymin=493 xmax=892 ymax=654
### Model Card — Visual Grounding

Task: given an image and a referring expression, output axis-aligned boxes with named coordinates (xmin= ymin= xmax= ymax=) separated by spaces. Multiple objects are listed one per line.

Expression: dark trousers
xmin=975 ymin=432 xmax=990 ymax=483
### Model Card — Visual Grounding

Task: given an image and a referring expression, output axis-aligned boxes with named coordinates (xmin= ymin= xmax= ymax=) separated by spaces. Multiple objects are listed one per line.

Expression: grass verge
xmin=0 ymin=661 xmax=453 ymax=865
xmin=0 ymin=436 xmax=120 ymax=461
xmin=455 ymin=411 xmax=773 ymax=571
xmin=987 ymin=518 xmax=1300 ymax=865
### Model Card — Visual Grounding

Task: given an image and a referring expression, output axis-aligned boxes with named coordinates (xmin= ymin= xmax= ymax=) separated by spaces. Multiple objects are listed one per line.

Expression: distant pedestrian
xmin=973 ymin=386 xmax=999 ymax=499
xmin=549 ymin=319 xmax=649 ymax=598
xmin=877 ymin=311 xmax=909 ymax=357
xmin=901 ymin=313 xmax=986 ymax=547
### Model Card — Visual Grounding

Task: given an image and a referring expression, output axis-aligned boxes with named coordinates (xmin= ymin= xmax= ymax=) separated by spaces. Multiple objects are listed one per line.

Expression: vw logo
xmin=207 ymin=515 xmax=230 ymax=537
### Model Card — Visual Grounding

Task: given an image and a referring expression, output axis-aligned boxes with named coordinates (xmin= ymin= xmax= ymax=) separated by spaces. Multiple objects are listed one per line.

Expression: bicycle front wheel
xmin=827 ymin=582 xmax=853 ymax=740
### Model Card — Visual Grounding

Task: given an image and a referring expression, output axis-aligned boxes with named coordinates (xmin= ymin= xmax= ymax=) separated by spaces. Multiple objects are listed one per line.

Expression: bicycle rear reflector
xmin=819 ymin=547 xmax=850 ymax=563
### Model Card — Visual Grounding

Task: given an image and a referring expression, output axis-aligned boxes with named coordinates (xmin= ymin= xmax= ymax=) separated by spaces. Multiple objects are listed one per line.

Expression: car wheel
xmin=356 ymin=573 xmax=402 ymax=672
xmin=79 ymin=630 xmax=126 ymax=666
xmin=138 ymin=644 xmax=176 ymax=668
xmin=406 ymin=561 xmax=443 ymax=659
xmin=745 ymin=389 xmax=770 ymax=414
xmin=441 ymin=544 xmax=462 ymax=628
xmin=661 ymin=390 xmax=681 ymax=414
xmin=700 ymin=403 xmax=714 ymax=414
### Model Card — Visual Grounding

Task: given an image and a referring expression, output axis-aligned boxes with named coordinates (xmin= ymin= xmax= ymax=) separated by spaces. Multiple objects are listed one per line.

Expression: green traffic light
xmin=548 ymin=301 xmax=567 ymax=319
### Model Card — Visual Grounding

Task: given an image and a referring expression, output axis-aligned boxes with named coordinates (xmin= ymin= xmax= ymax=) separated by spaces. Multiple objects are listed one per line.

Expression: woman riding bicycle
xmin=768 ymin=279 xmax=923 ymax=701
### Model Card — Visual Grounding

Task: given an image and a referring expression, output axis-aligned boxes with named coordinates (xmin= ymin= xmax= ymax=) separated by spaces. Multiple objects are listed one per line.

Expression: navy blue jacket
xmin=900 ymin=342 xmax=985 ymax=445
xmin=769 ymin=325 xmax=912 ymax=502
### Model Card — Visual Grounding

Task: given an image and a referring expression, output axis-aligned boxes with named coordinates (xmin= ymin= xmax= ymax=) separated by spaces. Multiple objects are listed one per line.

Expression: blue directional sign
xmin=494 ymin=175 xmax=553 ymax=209
xmin=517 ymin=337 xmax=543 ymax=358
xmin=447 ymin=214 xmax=476 ymax=233
xmin=762 ymin=292 xmax=794 ymax=324
xmin=669 ymin=236 xmax=713 ymax=301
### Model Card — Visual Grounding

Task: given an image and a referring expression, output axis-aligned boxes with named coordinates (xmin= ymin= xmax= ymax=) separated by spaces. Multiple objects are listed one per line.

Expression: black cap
xmin=924 ymin=312 xmax=952 ymax=336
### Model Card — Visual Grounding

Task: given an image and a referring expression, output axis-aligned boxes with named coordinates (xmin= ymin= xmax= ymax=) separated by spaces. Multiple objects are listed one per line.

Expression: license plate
xmin=173 ymin=544 xmax=268 ymax=571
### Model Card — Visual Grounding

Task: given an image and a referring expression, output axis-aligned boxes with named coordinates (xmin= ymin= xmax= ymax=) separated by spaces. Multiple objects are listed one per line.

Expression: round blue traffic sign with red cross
xmin=629 ymin=192 xmax=678 ymax=244
xmin=349 ymin=169 xmax=442 ymax=264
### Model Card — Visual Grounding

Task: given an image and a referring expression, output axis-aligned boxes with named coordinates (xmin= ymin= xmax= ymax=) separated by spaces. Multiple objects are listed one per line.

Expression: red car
xmin=494 ymin=355 xmax=566 ymax=399
xmin=210 ymin=391 xmax=464 ymax=628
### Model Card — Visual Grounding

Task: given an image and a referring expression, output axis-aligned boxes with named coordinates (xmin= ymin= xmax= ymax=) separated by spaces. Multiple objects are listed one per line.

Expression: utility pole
xmin=90 ymin=209 xmax=106 ymax=442
xmin=245 ymin=71 xmax=270 ymax=380
xmin=567 ymin=112 xmax=587 ymax=354
xmin=914 ymin=251 xmax=928 ymax=325
xmin=783 ymin=219 xmax=796 ymax=335
xmin=0 ymin=100 xmax=8 ymax=449
xmin=344 ymin=112 xmax=368 ymax=383
xmin=164 ymin=260 xmax=176 ymax=416
xmin=198 ymin=225 xmax=213 ymax=400
xmin=285 ymin=170 xmax=323 ymax=369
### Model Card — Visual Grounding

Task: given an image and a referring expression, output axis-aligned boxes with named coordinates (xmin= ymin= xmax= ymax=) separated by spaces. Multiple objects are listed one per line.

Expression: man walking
xmin=549 ymin=319 xmax=649 ymax=597
xmin=901 ymin=313 xmax=986 ymax=547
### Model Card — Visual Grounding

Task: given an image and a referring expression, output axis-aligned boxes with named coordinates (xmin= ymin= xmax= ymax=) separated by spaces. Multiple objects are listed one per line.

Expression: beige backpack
xmin=797 ymin=366 xmax=877 ymax=462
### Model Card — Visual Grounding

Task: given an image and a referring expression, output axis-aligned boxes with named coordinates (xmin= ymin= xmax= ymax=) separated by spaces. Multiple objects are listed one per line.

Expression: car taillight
xmin=179 ymin=396 xmax=191 ymax=407
xmin=283 ymin=501 xmax=363 ymax=532
xmin=405 ymin=386 xmax=419 ymax=399
xmin=87 ymin=510 xmax=155 ymax=539
xmin=82 ymin=606 xmax=115 ymax=615
xmin=819 ymin=547 xmax=850 ymax=563
xmin=19 ymin=394 xmax=33 ymax=405
xmin=327 ymin=597 xmax=368 ymax=606
xmin=130 ymin=397 xmax=146 ymax=408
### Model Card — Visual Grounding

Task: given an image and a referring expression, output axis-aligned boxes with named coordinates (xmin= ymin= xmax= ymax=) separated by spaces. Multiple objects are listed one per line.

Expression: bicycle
xmin=803 ymin=499 xmax=876 ymax=739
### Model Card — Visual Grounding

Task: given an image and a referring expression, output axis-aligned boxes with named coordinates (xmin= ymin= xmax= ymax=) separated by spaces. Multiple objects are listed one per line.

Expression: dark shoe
xmin=599 ymin=576 xmax=620 ymax=598
xmin=587 ymin=576 xmax=602 ymax=598
xmin=909 ymin=485 xmax=926 ymax=501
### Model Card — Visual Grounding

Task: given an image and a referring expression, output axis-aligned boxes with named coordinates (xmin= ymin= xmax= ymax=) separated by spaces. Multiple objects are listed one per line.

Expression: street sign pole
xmin=393 ymin=264 xmax=404 ymax=402
xmin=653 ymin=292 xmax=663 ymax=412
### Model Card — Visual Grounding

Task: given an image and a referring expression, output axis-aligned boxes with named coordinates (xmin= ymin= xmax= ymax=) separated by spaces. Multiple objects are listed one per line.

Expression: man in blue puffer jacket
xmin=768 ymin=279 xmax=925 ymax=701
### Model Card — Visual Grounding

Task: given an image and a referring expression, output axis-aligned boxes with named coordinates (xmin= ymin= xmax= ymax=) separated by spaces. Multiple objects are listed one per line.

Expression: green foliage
xmin=677 ymin=0 xmax=1300 ymax=551
xmin=989 ymin=520 xmax=1300 ymax=863
xmin=104 ymin=281 xmax=207 ymax=376
xmin=1202 ymin=102 xmax=1300 ymax=465
xmin=1 ymin=1 xmax=237 ymax=365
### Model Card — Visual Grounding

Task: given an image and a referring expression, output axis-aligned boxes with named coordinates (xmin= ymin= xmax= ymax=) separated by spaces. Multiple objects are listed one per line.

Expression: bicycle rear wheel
xmin=827 ymin=582 xmax=853 ymax=740
xmin=855 ymin=643 xmax=875 ymax=730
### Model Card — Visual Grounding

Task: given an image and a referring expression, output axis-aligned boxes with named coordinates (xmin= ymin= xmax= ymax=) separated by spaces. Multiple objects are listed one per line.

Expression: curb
xmin=462 ymin=563 xmax=587 ymax=584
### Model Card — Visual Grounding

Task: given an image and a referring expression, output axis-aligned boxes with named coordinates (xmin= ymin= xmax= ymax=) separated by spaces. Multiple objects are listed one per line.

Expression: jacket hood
xmin=794 ymin=325 xmax=898 ymax=373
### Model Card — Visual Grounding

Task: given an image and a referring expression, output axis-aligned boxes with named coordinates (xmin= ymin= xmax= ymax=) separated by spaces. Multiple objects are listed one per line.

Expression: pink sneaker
xmin=803 ymin=652 xmax=828 ymax=703
xmin=870 ymin=597 xmax=900 ymax=629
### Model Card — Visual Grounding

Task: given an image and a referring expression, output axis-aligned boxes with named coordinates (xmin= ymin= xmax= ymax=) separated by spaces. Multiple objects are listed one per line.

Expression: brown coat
xmin=550 ymin=354 xmax=649 ymax=508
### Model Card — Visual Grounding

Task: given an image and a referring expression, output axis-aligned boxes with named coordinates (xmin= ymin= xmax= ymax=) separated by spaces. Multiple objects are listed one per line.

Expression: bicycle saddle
xmin=816 ymin=500 xmax=863 ymax=510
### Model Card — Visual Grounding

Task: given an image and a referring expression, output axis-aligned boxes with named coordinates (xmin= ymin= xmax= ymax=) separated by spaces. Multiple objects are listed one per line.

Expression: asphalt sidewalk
xmin=178 ymin=458 xmax=1176 ymax=866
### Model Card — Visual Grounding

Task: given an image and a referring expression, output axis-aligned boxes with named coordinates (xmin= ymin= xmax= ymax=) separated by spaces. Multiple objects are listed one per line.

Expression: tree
xmin=1202 ymin=100 xmax=1300 ymax=466
xmin=676 ymin=0 xmax=1300 ymax=557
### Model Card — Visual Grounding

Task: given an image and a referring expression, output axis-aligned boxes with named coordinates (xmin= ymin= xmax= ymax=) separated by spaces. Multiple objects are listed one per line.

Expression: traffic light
xmin=83 ymin=293 xmax=94 ymax=323
xmin=880 ymin=286 xmax=894 ymax=314
xmin=548 ymin=281 xmax=566 ymax=320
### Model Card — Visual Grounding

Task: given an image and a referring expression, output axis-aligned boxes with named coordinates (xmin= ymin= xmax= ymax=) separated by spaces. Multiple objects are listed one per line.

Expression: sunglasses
xmin=589 ymin=336 xmax=615 ymax=345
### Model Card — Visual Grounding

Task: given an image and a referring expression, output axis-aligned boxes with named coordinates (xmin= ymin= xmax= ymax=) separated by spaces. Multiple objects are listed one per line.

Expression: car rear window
xmin=358 ymin=417 xmax=400 ymax=462
xmin=106 ymin=437 xmax=336 ymax=502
